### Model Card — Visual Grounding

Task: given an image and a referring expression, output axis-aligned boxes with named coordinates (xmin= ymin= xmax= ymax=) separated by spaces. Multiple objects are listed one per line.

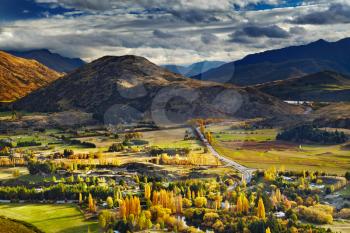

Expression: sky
xmin=0 ymin=0 xmax=350 ymax=65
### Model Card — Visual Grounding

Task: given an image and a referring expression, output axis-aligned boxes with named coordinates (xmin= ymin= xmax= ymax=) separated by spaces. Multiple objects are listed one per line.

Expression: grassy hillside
xmin=0 ymin=204 xmax=98 ymax=233
xmin=0 ymin=217 xmax=42 ymax=233
xmin=0 ymin=51 xmax=61 ymax=102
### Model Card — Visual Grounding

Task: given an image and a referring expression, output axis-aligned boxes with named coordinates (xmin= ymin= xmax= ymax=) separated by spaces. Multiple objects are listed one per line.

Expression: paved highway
xmin=195 ymin=126 xmax=255 ymax=184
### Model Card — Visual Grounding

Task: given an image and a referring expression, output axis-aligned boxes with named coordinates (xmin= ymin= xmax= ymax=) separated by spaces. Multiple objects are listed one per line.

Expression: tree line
xmin=277 ymin=124 xmax=348 ymax=144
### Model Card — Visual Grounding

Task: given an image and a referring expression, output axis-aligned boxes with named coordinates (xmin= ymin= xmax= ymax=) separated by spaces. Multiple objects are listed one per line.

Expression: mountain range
xmin=0 ymin=51 xmax=61 ymax=102
xmin=194 ymin=38 xmax=350 ymax=86
xmin=5 ymin=49 xmax=85 ymax=73
xmin=3 ymin=37 xmax=350 ymax=124
xmin=256 ymin=71 xmax=350 ymax=102
xmin=163 ymin=61 xmax=225 ymax=77
xmin=14 ymin=55 xmax=301 ymax=123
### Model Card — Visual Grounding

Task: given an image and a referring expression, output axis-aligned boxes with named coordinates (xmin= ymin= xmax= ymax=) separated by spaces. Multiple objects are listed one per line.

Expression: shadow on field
xmin=56 ymin=222 xmax=99 ymax=233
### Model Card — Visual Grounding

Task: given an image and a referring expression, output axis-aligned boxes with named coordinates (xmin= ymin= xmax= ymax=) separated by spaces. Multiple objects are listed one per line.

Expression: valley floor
xmin=208 ymin=122 xmax=350 ymax=175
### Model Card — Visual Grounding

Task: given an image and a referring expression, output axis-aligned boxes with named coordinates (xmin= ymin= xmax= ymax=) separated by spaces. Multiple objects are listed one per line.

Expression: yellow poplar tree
xmin=152 ymin=191 xmax=159 ymax=205
xmin=214 ymin=193 xmax=222 ymax=210
xmin=236 ymin=195 xmax=243 ymax=213
xmin=144 ymin=183 xmax=151 ymax=200
xmin=187 ymin=188 xmax=191 ymax=200
xmin=175 ymin=195 xmax=183 ymax=214
xmin=88 ymin=193 xmax=95 ymax=212
xmin=257 ymin=198 xmax=266 ymax=219
xmin=79 ymin=192 xmax=82 ymax=204
xmin=242 ymin=194 xmax=249 ymax=214
xmin=275 ymin=188 xmax=282 ymax=202
xmin=119 ymin=200 xmax=127 ymax=219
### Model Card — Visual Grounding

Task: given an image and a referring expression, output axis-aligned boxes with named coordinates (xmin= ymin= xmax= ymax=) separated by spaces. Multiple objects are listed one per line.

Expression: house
xmin=274 ymin=212 xmax=285 ymax=218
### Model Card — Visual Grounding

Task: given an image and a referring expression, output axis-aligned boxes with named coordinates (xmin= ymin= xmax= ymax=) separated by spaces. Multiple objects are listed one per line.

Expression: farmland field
xmin=209 ymin=123 xmax=350 ymax=175
xmin=0 ymin=167 xmax=29 ymax=180
xmin=0 ymin=204 xmax=98 ymax=233
xmin=322 ymin=220 xmax=350 ymax=233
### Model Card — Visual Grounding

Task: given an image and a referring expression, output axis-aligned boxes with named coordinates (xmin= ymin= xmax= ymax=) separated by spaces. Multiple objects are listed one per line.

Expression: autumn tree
xmin=183 ymin=198 xmax=192 ymax=208
xmin=236 ymin=194 xmax=243 ymax=213
xmin=214 ymin=192 xmax=222 ymax=210
xmin=88 ymin=193 xmax=96 ymax=212
xmin=194 ymin=197 xmax=207 ymax=208
xmin=98 ymin=210 xmax=115 ymax=231
xmin=144 ymin=183 xmax=151 ymax=200
xmin=106 ymin=196 xmax=114 ymax=209
xmin=119 ymin=196 xmax=141 ymax=219
xmin=186 ymin=187 xmax=191 ymax=200
xmin=175 ymin=195 xmax=183 ymax=214
xmin=79 ymin=192 xmax=82 ymax=204
xmin=257 ymin=198 xmax=266 ymax=219
xmin=242 ymin=194 xmax=249 ymax=214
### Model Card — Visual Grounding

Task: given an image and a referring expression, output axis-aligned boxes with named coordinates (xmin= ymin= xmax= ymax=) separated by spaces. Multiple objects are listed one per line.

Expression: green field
xmin=209 ymin=123 xmax=350 ymax=175
xmin=0 ymin=167 xmax=29 ymax=180
xmin=142 ymin=127 xmax=202 ymax=148
xmin=0 ymin=204 xmax=98 ymax=233
xmin=212 ymin=128 xmax=277 ymax=142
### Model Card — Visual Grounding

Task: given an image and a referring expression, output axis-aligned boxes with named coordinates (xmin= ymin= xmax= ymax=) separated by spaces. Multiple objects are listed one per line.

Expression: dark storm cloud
xmin=242 ymin=25 xmax=290 ymax=38
xmin=153 ymin=30 xmax=177 ymax=39
xmin=36 ymin=0 xmax=113 ymax=11
xmin=4 ymin=0 xmax=350 ymax=65
xmin=169 ymin=9 xmax=220 ymax=23
xmin=289 ymin=26 xmax=306 ymax=35
xmin=229 ymin=24 xmax=290 ymax=44
xmin=291 ymin=3 xmax=350 ymax=25
xmin=201 ymin=32 xmax=219 ymax=44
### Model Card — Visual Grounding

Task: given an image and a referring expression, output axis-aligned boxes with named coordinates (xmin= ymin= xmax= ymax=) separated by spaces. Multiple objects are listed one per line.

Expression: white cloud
xmin=0 ymin=0 xmax=349 ymax=65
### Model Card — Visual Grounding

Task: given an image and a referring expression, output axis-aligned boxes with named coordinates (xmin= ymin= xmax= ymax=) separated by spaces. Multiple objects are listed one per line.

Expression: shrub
xmin=0 ymin=146 xmax=10 ymax=156
xmin=108 ymin=143 xmax=124 ymax=152
xmin=298 ymin=205 xmax=333 ymax=224
xmin=63 ymin=149 xmax=74 ymax=158
xmin=325 ymin=185 xmax=335 ymax=194
xmin=0 ymin=139 xmax=15 ymax=149
xmin=345 ymin=171 xmax=350 ymax=181
xmin=17 ymin=141 xmax=41 ymax=147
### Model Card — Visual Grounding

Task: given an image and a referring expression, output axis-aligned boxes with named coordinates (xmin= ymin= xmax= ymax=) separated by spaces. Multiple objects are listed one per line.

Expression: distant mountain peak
xmin=313 ymin=39 xmax=328 ymax=44
xmin=163 ymin=60 xmax=226 ymax=77
xmin=4 ymin=48 xmax=85 ymax=73
xmin=194 ymin=37 xmax=350 ymax=86
xmin=95 ymin=54 xmax=152 ymax=63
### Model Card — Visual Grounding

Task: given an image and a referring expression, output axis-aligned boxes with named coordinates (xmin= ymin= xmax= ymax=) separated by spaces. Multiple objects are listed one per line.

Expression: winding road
xmin=195 ymin=126 xmax=255 ymax=184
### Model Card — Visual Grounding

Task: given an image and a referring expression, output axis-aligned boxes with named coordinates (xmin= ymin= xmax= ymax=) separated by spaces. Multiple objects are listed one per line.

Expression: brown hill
xmin=15 ymin=55 xmax=302 ymax=124
xmin=0 ymin=51 xmax=62 ymax=102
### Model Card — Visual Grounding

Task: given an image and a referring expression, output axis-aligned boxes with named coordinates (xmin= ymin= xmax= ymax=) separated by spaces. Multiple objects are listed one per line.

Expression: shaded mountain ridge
xmin=194 ymin=38 xmax=350 ymax=86
xmin=6 ymin=49 xmax=85 ymax=73
xmin=256 ymin=71 xmax=350 ymax=102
